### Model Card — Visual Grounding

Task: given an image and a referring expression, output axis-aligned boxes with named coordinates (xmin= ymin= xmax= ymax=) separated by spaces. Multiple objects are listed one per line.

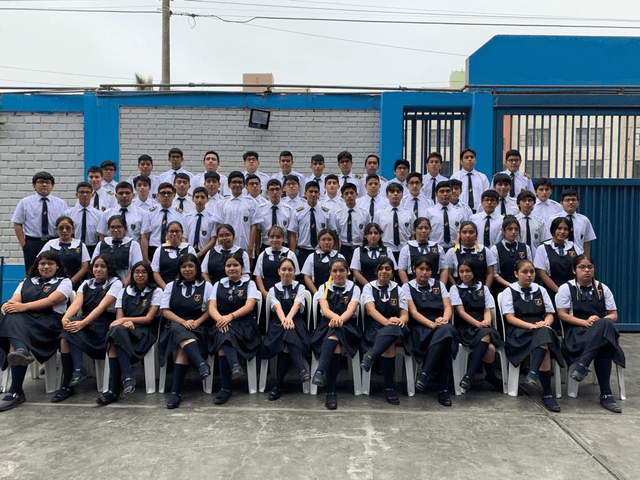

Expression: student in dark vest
xmin=208 ymin=253 xmax=261 ymax=405
xmin=398 ymin=217 xmax=447 ymax=285
xmin=444 ymin=221 xmax=497 ymax=288
xmin=350 ymin=222 xmax=396 ymax=288
xmin=403 ymin=257 xmax=458 ymax=406
xmin=151 ymin=221 xmax=196 ymax=289
xmin=158 ymin=254 xmax=213 ymax=409
xmin=500 ymin=259 xmax=564 ymax=412
xmin=201 ymin=224 xmax=250 ymax=286
xmin=97 ymin=261 xmax=163 ymax=405
xmin=301 ymin=229 xmax=344 ymax=295
xmin=260 ymin=257 xmax=311 ymax=401
xmin=253 ymin=225 xmax=300 ymax=299
xmin=91 ymin=215 xmax=143 ymax=286
xmin=556 ymin=255 xmax=625 ymax=413
xmin=449 ymin=260 xmax=502 ymax=391
xmin=52 ymin=254 xmax=123 ymax=402
xmin=534 ymin=217 xmax=582 ymax=303
xmin=360 ymin=258 xmax=410 ymax=405
xmin=311 ymin=257 xmax=362 ymax=410
xmin=40 ymin=216 xmax=90 ymax=289
xmin=490 ymin=215 xmax=532 ymax=298
xmin=0 ymin=251 xmax=73 ymax=411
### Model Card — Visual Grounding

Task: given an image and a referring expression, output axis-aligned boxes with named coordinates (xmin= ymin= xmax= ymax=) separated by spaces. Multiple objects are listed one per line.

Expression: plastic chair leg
xmin=351 ymin=352 xmax=362 ymax=396
xmin=617 ymin=366 xmax=626 ymax=400
xmin=553 ymin=360 xmax=562 ymax=399
xmin=452 ymin=345 xmax=470 ymax=396
xmin=247 ymin=357 xmax=257 ymax=394
xmin=158 ymin=362 xmax=167 ymax=394
xmin=95 ymin=358 xmax=107 ymax=393
xmin=309 ymin=355 xmax=319 ymax=395
xmin=44 ymin=354 xmax=61 ymax=393
xmin=507 ymin=362 xmax=520 ymax=397
xmin=259 ymin=359 xmax=269 ymax=393
xmin=497 ymin=347 xmax=509 ymax=394
xmin=143 ymin=344 xmax=157 ymax=394
xmin=404 ymin=353 xmax=415 ymax=397
xmin=361 ymin=367 xmax=371 ymax=396
xmin=203 ymin=355 xmax=215 ymax=394
xmin=0 ymin=368 xmax=9 ymax=393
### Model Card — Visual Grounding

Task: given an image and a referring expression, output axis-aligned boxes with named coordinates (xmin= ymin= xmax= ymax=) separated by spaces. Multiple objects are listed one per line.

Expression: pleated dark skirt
xmin=158 ymin=321 xmax=210 ymax=367
xmin=562 ymin=318 xmax=625 ymax=367
xmin=107 ymin=320 xmax=160 ymax=364
xmin=405 ymin=323 xmax=459 ymax=365
xmin=208 ymin=316 xmax=261 ymax=360
xmin=505 ymin=325 xmax=564 ymax=368
xmin=361 ymin=322 xmax=410 ymax=354
xmin=0 ymin=311 xmax=62 ymax=368
xmin=457 ymin=324 xmax=503 ymax=349
xmin=61 ymin=315 xmax=113 ymax=360
xmin=310 ymin=317 xmax=362 ymax=358
xmin=260 ymin=317 xmax=310 ymax=360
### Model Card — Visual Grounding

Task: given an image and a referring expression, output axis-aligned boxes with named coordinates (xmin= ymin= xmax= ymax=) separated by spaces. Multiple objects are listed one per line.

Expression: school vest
xmin=496 ymin=242 xmax=527 ymax=283
xmin=365 ymin=285 xmax=400 ymax=324
xmin=409 ymin=282 xmax=444 ymax=320
xmin=215 ymin=279 xmax=251 ymax=318
xmin=169 ymin=282 xmax=207 ymax=320
xmin=100 ymin=240 xmax=132 ymax=271
xmin=20 ymin=277 xmax=64 ymax=315
xmin=50 ymin=243 xmax=83 ymax=277
xmin=455 ymin=247 xmax=488 ymax=283
xmin=568 ymin=283 xmax=606 ymax=320
xmin=358 ymin=247 xmax=390 ymax=282
xmin=510 ymin=287 xmax=545 ymax=324
xmin=457 ymin=285 xmax=486 ymax=322
xmin=545 ymin=244 xmax=576 ymax=286
xmin=408 ymin=243 xmax=441 ymax=276
xmin=159 ymin=246 xmax=189 ymax=284
xmin=121 ymin=287 xmax=156 ymax=318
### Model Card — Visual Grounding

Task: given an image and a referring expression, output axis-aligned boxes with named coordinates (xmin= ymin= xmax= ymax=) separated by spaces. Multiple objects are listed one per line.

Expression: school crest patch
xmin=243 ymin=216 xmax=249 ymax=222
xmin=432 ymin=287 xmax=441 ymax=295
xmin=43 ymin=285 xmax=51 ymax=293
xmin=141 ymin=298 xmax=149 ymax=307
xmin=75 ymin=246 xmax=82 ymax=254
xmin=534 ymin=297 xmax=542 ymax=306
xmin=478 ymin=253 xmax=484 ymax=261
xmin=476 ymin=289 xmax=484 ymax=297
xmin=404 ymin=222 xmax=409 ymax=228
xmin=321 ymin=222 xmax=326 ymax=228
xmin=131 ymin=224 xmax=136 ymax=231
xmin=568 ymin=251 xmax=576 ymax=257
xmin=283 ymin=220 xmax=288 ymax=227
xmin=237 ymin=289 xmax=245 ymax=298
xmin=194 ymin=294 xmax=202 ymax=303
xmin=202 ymin=230 xmax=207 ymax=236
xmin=390 ymin=298 xmax=398 ymax=307
xmin=519 ymin=251 xmax=526 ymax=259
xmin=454 ymin=221 xmax=460 ymax=227
xmin=359 ymin=223 xmax=364 ymax=230
xmin=342 ymin=294 xmax=349 ymax=305
xmin=431 ymin=247 xmax=439 ymax=254
xmin=534 ymin=233 xmax=539 ymax=240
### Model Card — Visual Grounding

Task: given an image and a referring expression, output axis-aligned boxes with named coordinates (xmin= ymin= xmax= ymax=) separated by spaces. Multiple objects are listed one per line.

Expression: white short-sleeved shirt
xmin=40 ymin=238 xmax=91 ymax=263
xmin=534 ymin=199 xmax=563 ymax=221
xmin=78 ymin=277 xmax=123 ymax=313
xmin=63 ymin=203 xmax=102 ymax=247
xmin=183 ymin=210 xmax=216 ymax=251
xmin=373 ymin=206 xmax=416 ymax=253
xmin=317 ymin=280 xmax=361 ymax=308
xmin=142 ymin=207 xmax=187 ymax=247
xmin=98 ymin=204 xmax=149 ymax=242
xmin=150 ymin=243 xmax=197 ymax=272
xmin=269 ymin=281 xmax=306 ymax=313
xmin=500 ymin=282 xmax=555 ymax=315
xmin=400 ymin=193 xmax=434 ymax=219
xmin=515 ymin=213 xmax=546 ymax=254
xmin=351 ymin=245 xmax=398 ymax=272
xmin=450 ymin=201 xmax=473 ymax=222
xmin=14 ymin=276 xmax=73 ymax=315
xmin=253 ymin=247 xmax=299 ymax=277
xmin=402 ymin=278 xmax=450 ymax=304
xmin=555 ymin=280 xmax=617 ymax=312
xmin=397 ymin=241 xmax=446 ymax=275
xmin=160 ymin=279 xmax=213 ymax=311
xmin=490 ymin=240 xmax=533 ymax=277
xmin=211 ymin=195 xmax=260 ymax=251
xmin=421 ymin=174 xmax=448 ymax=202
xmin=542 ymin=212 xmax=597 ymax=250
xmin=210 ymin=275 xmax=261 ymax=302
xmin=201 ymin=246 xmax=251 ymax=275
xmin=158 ymin=168 xmax=194 ymax=186
xmin=362 ymin=281 xmax=408 ymax=311
xmin=426 ymin=203 xmax=465 ymax=249
xmin=11 ymin=193 xmax=68 ymax=238
xmin=497 ymin=170 xmax=535 ymax=198
xmin=301 ymin=250 xmax=345 ymax=280
xmin=444 ymin=245 xmax=498 ymax=277
xmin=449 ymin=283 xmax=494 ymax=309
xmin=334 ymin=206 xmax=369 ymax=248
xmin=356 ymin=193 xmax=389 ymax=222
xmin=115 ymin=285 xmax=163 ymax=310
xmin=449 ymin=169 xmax=490 ymax=211
xmin=470 ymin=210 xmax=504 ymax=247
xmin=533 ymin=240 xmax=583 ymax=275
xmin=127 ymin=174 xmax=161 ymax=197
xmin=258 ymin=201 xmax=293 ymax=246
xmin=288 ymin=203 xmax=337 ymax=250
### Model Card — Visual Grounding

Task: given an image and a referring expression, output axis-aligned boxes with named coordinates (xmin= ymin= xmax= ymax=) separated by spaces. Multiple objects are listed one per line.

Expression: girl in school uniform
xmin=260 ymin=257 xmax=311 ymax=401
xmin=501 ymin=259 xmax=564 ymax=412
xmin=0 ymin=251 xmax=73 ymax=411
xmin=254 ymin=225 xmax=300 ymax=299
xmin=92 ymin=215 xmax=143 ymax=286
xmin=301 ymin=229 xmax=344 ymax=295
xmin=398 ymin=217 xmax=446 ymax=285
xmin=202 ymin=224 xmax=250 ymax=286
xmin=311 ymin=257 xmax=362 ymax=410
xmin=449 ymin=260 xmax=502 ymax=391
xmin=97 ymin=261 xmax=163 ymax=406
xmin=351 ymin=222 xmax=396 ymax=288
xmin=444 ymin=221 xmax=497 ymax=288
xmin=151 ymin=221 xmax=196 ymax=289
xmin=534 ymin=217 xmax=583 ymax=300
xmin=158 ymin=254 xmax=213 ymax=409
xmin=490 ymin=215 xmax=532 ymax=296
xmin=360 ymin=257 xmax=409 ymax=405
xmin=40 ymin=216 xmax=90 ymax=288
xmin=556 ymin=255 xmax=625 ymax=413
xmin=208 ymin=253 xmax=261 ymax=405
xmin=403 ymin=257 xmax=458 ymax=406
xmin=53 ymin=254 xmax=123 ymax=402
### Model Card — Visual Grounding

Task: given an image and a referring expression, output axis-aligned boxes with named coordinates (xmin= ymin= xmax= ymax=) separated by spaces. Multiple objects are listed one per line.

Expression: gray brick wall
xmin=0 ymin=112 xmax=84 ymax=264
xmin=119 ymin=107 xmax=380 ymax=179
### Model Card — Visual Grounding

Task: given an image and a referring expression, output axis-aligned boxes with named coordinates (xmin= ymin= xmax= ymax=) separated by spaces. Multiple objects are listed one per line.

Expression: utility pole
xmin=161 ymin=0 xmax=170 ymax=90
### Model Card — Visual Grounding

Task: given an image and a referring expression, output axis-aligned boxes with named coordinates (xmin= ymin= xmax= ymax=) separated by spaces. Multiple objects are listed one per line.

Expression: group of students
xmin=0 ymin=147 xmax=624 ymax=414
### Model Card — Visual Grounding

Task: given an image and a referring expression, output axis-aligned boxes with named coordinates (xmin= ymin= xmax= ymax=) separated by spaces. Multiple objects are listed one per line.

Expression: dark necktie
xmin=59 ymin=242 xmax=71 ymax=256
xmin=347 ymin=209 xmax=354 ymax=244
xmin=466 ymin=172 xmax=474 ymax=210
xmin=369 ymin=247 xmax=379 ymax=259
xmin=567 ymin=214 xmax=575 ymax=242
xmin=283 ymin=284 xmax=293 ymax=300
xmin=160 ymin=209 xmax=169 ymax=244
xmin=178 ymin=197 xmax=185 ymax=212
xmin=579 ymin=286 xmax=592 ymax=301
xmin=333 ymin=286 xmax=344 ymax=295
xmin=413 ymin=197 xmax=419 ymax=217
xmin=193 ymin=213 xmax=202 ymax=249
xmin=392 ymin=207 xmax=400 ymax=247
xmin=132 ymin=286 xmax=144 ymax=306
xmin=417 ymin=243 xmax=428 ymax=255
xmin=271 ymin=205 xmax=278 ymax=227
xmin=522 ymin=287 xmax=532 ymax=301
xmin=315 ymin=177 xmax=322 ymax=185
xmin=463 ymin=247 xmax=474 ymax=256
xmin=309 ymin=207 xmax=317 ymax=247
xmin=120 ymin=207 xmax=128 ymax=225
xmin=41 ymin=197 xmax=49 ymax=238
xmin=93 ymin=193 xmax=99 ymax=209
xmin=556 ymin=242 xmax=565 ymax=256
xmin=379 ymin=284 xmax=390 ymax=301
xmin=342 ymin=175 xmax=349 ymax=184
xmin=81 ymin=208 xmax=87 ymax=244
xmin=369 ymin=197 xmax=375 ymax=221
xmin=442 ymin=206 xmax=451 ymax=244
xmin=500 ymin=198 xmax=507 ymax=216
xmin=431 ymin=177 xmax=436 ymax=202
xmin=419 ymin=284 xmax=431 ymax=301
xmin=505 ymin=241 xmax=517 ymax=256
xmin=228 ymin=280 xmax=241 ymax=301
xmin=510 ymin=173 xmax=516 ymax=197
xmin=525 ymin=216 xmax=532 ymax=247
xmin=484 ymin=216 xmax=491 ymax=246
xmin=184 ymin=281 xmax=195 ymax=297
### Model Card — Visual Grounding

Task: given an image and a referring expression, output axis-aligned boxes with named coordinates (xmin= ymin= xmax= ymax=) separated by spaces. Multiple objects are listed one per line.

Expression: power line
xmin=0 ymin=7 xmax=157 ymax=13
xmin=0 ymin=65 xmax=134 ymax=80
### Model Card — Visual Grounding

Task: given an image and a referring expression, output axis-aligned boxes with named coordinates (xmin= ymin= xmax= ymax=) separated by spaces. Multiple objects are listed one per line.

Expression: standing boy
xmin=126 ymin=154 xmax=160 ymax=198
xmin=449 ymin=148 xmax=490 ymax=214
xmin=132 ymin=176 xmax=158 ymax=211
xmin=337 ymin=151 xmax=362 ymax=195
xmin=305 ymin=154 xmax=326 ymax=197
xmin=515 ymin=190 xmax=546 ymax=254
xmin=356 ymin=174 xmax=389 ymax=222
xmin=192 ymin=150 xmax=229 ymax=196
xmin=448 ymin=179 xmax=473 ymax=221
xmin=272 ymin=150 xmax=305 ymax=196
xmin=100 ymin=160 xmax=118 ymax=192
xmin=359 ymin=154 xmax=387 ymax=197
xmin=320 ymin=174 xmax=345 ymax=211
xmin=498 ymin=149 xmax=534 ymax=198
xmin=470 ymin=190 xmax=503 ymax=248
xmin=172 ymin=173 xmax=196 ymax=214
xmin=542 ymin=189 xmax=596 ymax=255
xmin=335 ymin=183 xmax=369 ymax=265
xmin=258 ymin=179 xmax=293 ymax=249
xmin=534 ymin=178 xmax=563 ymax=221
xmin=158 ymin=148 xmax=193 ymax=185
xmin=63 ymin=181 xmax=102 ymax=256
xmin=88 ymin=166 xmax=116 ymax=212
xmin=425 ymin=181 xmax=464 ymax=251
xmin=421 ymin=152 xmax=448 ymax=203
xmin=141 ymin=182 xmax=186 ymax=262
xmin=97 ymin=182 xmax=148 ymax=244
xmin=242 ymin=151 xmax=270 ymax=196
xmin=386 ymin=159 xmax=411 ymax=196
xmin=401 ymin=172 xmax=433 ymax=218
xmin=492 ymin=173 xmax=519 ymax=216
xmin=184 ymin=187 xmax=216 ymax=258
xmin=373 ymin=183 xmax=415 ymax=261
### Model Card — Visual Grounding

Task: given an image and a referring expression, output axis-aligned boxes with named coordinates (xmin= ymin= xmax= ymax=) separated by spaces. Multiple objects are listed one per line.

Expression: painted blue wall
xmin=468 ymin=35 xmax=640 ymax=87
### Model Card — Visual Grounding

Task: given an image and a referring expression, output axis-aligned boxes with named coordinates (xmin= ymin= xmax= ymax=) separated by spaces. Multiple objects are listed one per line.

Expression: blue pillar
xmin=467 ymin=91 xmax=495 ymax=178
xmin=83 ymin=93 xmax=121 ymax=180
xmin=379 ymin=92 xmax=405 ymax=180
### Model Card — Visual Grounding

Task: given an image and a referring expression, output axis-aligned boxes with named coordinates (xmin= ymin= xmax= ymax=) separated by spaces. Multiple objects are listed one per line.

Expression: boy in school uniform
xmin=141 ymin=182 xmax=186 ymax=263
xmin=421 ymin=151 xmax=448 ymax=203
xmin=63 ymin=181 xmax=102 ymax=256
xmin=337 ymin=151 xmax=362 ymax=195
xmin=158 ymin=148 xmax=194 ymax=185
xmin=542 ymin=189 xmax=597 ymax=256
xmin=470 ymin=190 xmax=503 ymax=248
xmin=184 ymin=187 xmax=216 ymax=259
xmin=271 ymin=150 xmax=306 ymax=196
xmin=97 ymin=182 xmax=148 ymax=244
xmin=241 ymin=151 xmax=271 ymax=195
xmin=132 ymin=176 xmax=159 ymax=211
xmin=192 ymin=150 xmax=229 ymax=196
xmin=245 ymin=174 xmax=269 ymax=209
xmin=498 ymin=149 xmax=535 ymax=198
xmin=258 ymin=179 xmax=293 ymax=249
xmin=515 ymin=190 xmax=546 ymax=255
xmin=400 ymin=172 xmax=433 ymax=218
xmin=492 ymin=173 xmax=519 ymax=216
xmin=335 ymin=182 xmax=369 ymax=266
xmin=359 ymin=154 xmax=387 ymax=197
xmin=534 ymin=178 xmax=563 ymax=221
xmin=88 ymin=165 xmax=116 ymax=212
xmin=204 ymin=171 xmax=224 ymax=212
xmin=356 ymin=174 xmax=389 ymax=223
xmin=305 ymin=154 xmax=326 ymax=197
xmin=386 ymin=159 xmax=411 ymax=197
xmin=448 ymin=179 xmax=473 ymax=221
xmin=288 ymin=181 xmax=337 ymax=268
xmin=373 ymin=183 xmax=416 ymax=262
xmin=172 ymin=173 xmax=196 ymax=214
xmin=425 ymin=181 xmax=464 ymax=251
xmin=449 ymin=148 xmax=490 ymax=214
xmin=100 ymin=160 xmax=119 ymax=193
xmin=126 ymin=154 xmax=160 ymax=198
xmin=282 ymin=175 xmax=305 ymax=210
xmin=12 ymin=171 xmax=68 ymax=272
xmin=320 ymin=174 xmax=345 ymax=211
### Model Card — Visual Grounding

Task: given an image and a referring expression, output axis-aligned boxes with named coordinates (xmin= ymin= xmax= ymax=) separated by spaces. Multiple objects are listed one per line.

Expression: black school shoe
xmin=96 ymin=390 xmax=119 ymax=406
xmin=325 ymin=393 xmax=338 ymax=410
xmin=542 ymin=395 xmax=561 ymax=412
xmin=600 ymin=394 xmax=622 ymax=413
xmin=7 ymin=349 xmax=35 ymax=367
xmin=268 ymin=387 xmax=281 ymax=401
xmin=0 ymin=392 xmax=26 ymax=412
xmin=122 ymin=377 xmax=136 ymax=396
xmin=166 ymin=392 xmax=181 ymax=409
xmin=214 ymin=389 xmax=232 ymax=405
xmin=51 ymin=387 xmax=75 ymax=403
xmin=438 ymin=390 xmax=452 ymax=407
xmin=385 ymin=388 xmax=400 ymax=405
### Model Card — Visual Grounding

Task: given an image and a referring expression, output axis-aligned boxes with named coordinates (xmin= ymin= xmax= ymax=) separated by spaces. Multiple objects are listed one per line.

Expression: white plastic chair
xmin=309 ymin=290 xmax=362 ymax=396
xmin=451 ymin=307 xmax=509 ymax=395
xmin=259 ymin=290 xmax=312 ymax=394
xmin=497 ymin=292 xmax=562 ymax=398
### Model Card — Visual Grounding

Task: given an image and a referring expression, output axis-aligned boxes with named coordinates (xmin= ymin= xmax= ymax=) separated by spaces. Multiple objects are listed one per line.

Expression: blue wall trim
xmin=0 ymin=94 xmax=84 ymax=112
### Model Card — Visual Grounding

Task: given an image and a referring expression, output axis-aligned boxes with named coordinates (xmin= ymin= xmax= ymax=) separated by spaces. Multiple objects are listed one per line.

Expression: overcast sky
xmin=1 ymin=0 xmax=638 ymax=90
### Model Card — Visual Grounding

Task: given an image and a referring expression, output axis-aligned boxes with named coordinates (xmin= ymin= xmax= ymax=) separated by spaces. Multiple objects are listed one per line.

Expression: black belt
xmin=26 ymin=235 xmax=54 ymax=242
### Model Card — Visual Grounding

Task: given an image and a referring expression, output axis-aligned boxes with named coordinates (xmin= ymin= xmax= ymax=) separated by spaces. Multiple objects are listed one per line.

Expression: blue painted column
xmin=83 ymin=93 xmax=121 ymax=180
xmin=467 ymin=91 xmax=495 ymax=178
xmin=379 ymin=92 xmax=406 ymax=179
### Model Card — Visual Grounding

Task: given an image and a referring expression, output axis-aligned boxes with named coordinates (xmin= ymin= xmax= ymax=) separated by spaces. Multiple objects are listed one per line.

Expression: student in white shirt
xmin=534 ymin=178 xmax=563 ymax=221
xmin=498 ymin=149 xmax=534 ymax=198
xmin=421 ymin=151 xmax=448 ymax=203
xmin=449 ymin=148 xmax=490 ymax=214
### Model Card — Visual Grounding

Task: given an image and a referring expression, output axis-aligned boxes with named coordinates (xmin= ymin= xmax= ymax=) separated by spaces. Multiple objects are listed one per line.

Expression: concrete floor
xmin=1 ymin=334 xmax=638 ymax=480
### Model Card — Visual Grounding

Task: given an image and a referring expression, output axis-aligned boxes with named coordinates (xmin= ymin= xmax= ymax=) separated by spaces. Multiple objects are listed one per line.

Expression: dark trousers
xmin=23 ymin=237 xmax=47 ymax=273
xmin=340 ymin=245 xmax=355 ymax=268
